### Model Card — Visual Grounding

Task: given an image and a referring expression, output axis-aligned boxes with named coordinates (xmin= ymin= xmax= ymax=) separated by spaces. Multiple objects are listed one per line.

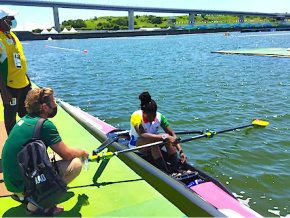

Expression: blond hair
xmin=25 ymin=87 xmax=54 ymax=114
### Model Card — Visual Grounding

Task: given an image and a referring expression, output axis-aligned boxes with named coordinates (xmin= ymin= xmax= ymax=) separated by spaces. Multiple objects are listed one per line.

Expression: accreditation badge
xmin=13 ymin=53 xmax=22 ymax=69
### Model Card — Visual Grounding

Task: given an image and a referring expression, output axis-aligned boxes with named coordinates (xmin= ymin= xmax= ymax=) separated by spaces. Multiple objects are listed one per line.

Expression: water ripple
xmin=25 ymin=32 xmax=290 ymax=217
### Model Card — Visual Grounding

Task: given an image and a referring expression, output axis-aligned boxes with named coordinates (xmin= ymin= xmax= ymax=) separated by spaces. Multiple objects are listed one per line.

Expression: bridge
xmin=1 ymin=0 xmax=289 ymax=32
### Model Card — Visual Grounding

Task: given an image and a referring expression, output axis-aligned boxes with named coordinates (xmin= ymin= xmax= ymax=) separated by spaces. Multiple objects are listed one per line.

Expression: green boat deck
xmin=0 ymin=97 xmax=185 ymax=217
xmin=212 ymin=47 xmax=290 ymax=57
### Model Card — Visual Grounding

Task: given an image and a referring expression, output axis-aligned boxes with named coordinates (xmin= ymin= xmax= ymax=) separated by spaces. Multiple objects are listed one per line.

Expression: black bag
xmin=17 ymin=118 xmax=67 ymax=209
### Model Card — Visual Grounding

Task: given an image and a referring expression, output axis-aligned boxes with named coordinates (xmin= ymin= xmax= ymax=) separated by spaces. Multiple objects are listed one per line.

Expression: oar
xmin=175 ymin=130 xmax=204 ymax=135
xmin=215 ymin=119 xmax=269 ymax=134
xmin=90 ymin=140 xmax=166 ymax=163
xmin=90 ymin=119 xmax=269 ymax=162
xmin=94 ymin=130 xmax=202 ymax=154
xmin=180 ymin=119 xmax=269 ymax=143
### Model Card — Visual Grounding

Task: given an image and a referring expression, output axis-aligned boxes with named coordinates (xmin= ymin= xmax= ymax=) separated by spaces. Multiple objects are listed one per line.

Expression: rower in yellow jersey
xmin=129 ymin=92 xmax=187 ymax=172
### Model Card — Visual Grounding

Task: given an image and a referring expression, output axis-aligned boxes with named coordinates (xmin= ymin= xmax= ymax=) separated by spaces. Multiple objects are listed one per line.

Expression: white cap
xmin=0 ymin=7 xmax=18 ymax=20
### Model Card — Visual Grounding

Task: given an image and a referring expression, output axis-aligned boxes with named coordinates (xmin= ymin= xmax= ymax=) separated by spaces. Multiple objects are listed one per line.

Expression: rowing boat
xmin=59 ymin=100 xmax=263 ymax=217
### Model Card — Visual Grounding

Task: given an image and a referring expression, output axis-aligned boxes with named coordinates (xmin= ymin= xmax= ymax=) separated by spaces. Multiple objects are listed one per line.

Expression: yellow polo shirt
xmin=0 ymin=31 xmax=29 ymax=88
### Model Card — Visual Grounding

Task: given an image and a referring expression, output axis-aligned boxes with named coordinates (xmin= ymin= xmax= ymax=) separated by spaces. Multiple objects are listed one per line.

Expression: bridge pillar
xmin=239 ymin=15 xmax=245 ymax=23
xmin=53 ymin=7 xmax=61 ymax=33
xmin=189 ymin=12 xmax=195 ymax=25
xmin=276 ymin=15 xmax=286 ymax=24
xmin=128 ymin=10 xmax=134 ymax=30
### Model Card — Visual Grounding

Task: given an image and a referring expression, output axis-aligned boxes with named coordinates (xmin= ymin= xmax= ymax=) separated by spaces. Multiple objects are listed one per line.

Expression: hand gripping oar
xmin=90 ymin=119 xmax=269 ymax=162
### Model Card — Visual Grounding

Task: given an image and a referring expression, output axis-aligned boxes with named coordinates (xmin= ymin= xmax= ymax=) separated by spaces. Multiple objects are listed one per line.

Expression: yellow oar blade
xmin=252 ymin=119 xmax=269 ymax=126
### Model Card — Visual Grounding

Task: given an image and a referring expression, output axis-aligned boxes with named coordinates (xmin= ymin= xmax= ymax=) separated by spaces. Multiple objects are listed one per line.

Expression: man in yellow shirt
xmin=0 ymin=7 xmax=31 ymax=135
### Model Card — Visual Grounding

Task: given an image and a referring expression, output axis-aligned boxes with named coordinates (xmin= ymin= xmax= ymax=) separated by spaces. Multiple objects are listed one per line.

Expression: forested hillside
xmin=33 ymin=14 xmax=281 ymax=32
xmin=62 ymin=14 xmax=278 ymax=30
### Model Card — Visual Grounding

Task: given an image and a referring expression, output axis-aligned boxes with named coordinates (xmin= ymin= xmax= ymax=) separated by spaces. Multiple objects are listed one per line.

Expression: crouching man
xmin=1 ymin=87 xmax=89 ymax=216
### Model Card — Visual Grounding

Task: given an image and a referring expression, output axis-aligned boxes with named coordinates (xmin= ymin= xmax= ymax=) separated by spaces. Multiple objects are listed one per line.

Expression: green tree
xmin=147 ymin=15 xmax=162 ymax=24
xmin=113 ymin=17 xmax=128 ymax=26
xmin=153 ymin=17 xmax=162 ymax=24
xmin=62 ymin=19 xmax=86 ymax=28
xmin=75 ymin=19 xmax=86 ymax=28
xmin=103 ymin=22 xmax=112 ymax=29
xmin=113 ymin=24 xmax=120 ymax=30
xmin=32 ymin=28 xmax=42 ymax=33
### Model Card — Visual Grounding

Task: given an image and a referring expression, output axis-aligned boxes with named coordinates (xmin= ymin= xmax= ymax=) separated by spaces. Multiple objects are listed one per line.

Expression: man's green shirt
xmin=1 ymin=114 xmax=61 ymax=193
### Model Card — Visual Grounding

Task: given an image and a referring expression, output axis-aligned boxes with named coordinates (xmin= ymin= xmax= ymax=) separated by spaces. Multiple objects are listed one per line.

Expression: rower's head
xmin=139 ymin=92 xmax=157 ymax=122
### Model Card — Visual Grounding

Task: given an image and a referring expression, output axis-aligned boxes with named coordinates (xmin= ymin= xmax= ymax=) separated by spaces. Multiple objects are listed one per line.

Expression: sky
xmin=1 ymin=0 xmax=290 ymax=31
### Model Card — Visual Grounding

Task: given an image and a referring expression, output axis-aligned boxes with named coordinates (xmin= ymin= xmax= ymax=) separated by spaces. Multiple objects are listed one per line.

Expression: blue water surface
xmin=23 ymin=31 xmax=290 ymax=217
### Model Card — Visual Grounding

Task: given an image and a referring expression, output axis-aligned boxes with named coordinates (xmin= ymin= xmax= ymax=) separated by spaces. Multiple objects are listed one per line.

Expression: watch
xmin=162 ymin=134 xmax=167 ymax=142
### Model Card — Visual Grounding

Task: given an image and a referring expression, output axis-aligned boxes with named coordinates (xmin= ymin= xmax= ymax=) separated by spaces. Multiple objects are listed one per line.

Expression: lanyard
xmin=0 ymin=28 xmax=17 ymax=47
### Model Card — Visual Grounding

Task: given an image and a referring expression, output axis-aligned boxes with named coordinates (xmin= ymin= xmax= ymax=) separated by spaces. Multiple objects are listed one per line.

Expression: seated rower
xmin=129 ymin=91 xmax=187 ymax=173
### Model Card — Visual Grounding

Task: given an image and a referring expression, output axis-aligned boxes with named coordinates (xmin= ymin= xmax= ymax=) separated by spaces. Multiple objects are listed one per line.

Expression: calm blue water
xmin=23 ymin=31 xmax=290 ymax=217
